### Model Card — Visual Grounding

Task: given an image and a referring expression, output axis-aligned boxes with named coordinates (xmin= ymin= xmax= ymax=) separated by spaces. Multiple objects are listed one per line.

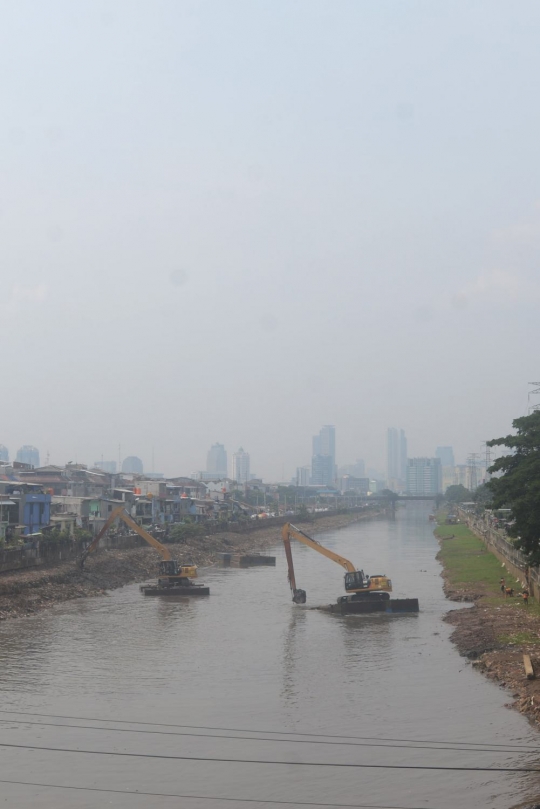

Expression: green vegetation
xmin=168 ymin=523 xmax=206 ymax=542
xmin=445 ymin=484 xmax=472 ymax=504
xmin=296 ymin=504 xmax=312 ymax=522
xmin=498 ymin=631 xmax=540 ymax=645
xmin=436 ymin=522 xmax=504 ymax=592
xmin=436 ymin=515 xmax=538 ymax=612
xmin=488 ymin=410 xmax=540 ymax=563
xmin=473 ymin=483 xmax=493 ymax=507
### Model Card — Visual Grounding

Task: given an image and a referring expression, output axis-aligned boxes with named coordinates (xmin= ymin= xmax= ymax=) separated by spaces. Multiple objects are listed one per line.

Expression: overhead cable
xmin=0 ymin=741 xmax=538 ymax=772
xmin=0 ymin=717 xmax=533 ymax=755
xmin=0 ymin=778 xmax=439 ymax=809
xmin=0 ymin=709 xmax=533 ymax=751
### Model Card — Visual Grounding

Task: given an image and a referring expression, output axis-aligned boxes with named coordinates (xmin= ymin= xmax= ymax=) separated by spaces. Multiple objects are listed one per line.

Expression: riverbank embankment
xmin=436 ymin=517 xmax=540 ymax=725
xmin=0 ymin=510 xmax=380 ymax=621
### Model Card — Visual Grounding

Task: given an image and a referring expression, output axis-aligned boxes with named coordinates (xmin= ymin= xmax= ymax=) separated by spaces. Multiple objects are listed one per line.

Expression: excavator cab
xmin=159 ymin=560 xmax=180 ymax=576
xmin=344 ymin=570 xmax=369 ymax=591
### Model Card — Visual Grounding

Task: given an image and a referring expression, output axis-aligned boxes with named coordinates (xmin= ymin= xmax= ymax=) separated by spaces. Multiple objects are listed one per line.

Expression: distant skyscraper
xmin=311 ymin=454 xmax=334 ymax=486
xmin=296 ymin=466 xmax=311 ymax=486
xmin=406 ymin=458 xmax=442 ymax=495
xmin=94 ymin=460 xmax=117 ymax=474
xmin=311 ymin=425 xmax=336 ymax=483
xmin=387 ymin=428 xmax=407 ymax=490
xmin=122 ymin=456 xmax=143 ymax=474
xmin=0 ymin=445 xmax=8 ymax=462
xmin=319 ymin=425 xmax=335 ymax=468
xmin=436 ymin=447 xmax=455 ymax=468
xmin=16 ymin=445 xmax=40 ymax=468
xmin=339 ymin=459 xmax=366 ymax=478
xmin=232 ymin=448 xmax=250 ymax=484
xmin=207 ymin=443 xmax=228 ymax=476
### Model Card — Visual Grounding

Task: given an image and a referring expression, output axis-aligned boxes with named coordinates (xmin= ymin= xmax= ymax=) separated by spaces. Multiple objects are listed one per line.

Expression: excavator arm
xmin=80 ymin=505 xmax=173 ymax=568
xmin=281 ymin=523 xmax=356 ymax=573
xmin=281 ymin=522 xmax=391 ymax=603
xmin=282 ymin=526 xmax=306 ymax=604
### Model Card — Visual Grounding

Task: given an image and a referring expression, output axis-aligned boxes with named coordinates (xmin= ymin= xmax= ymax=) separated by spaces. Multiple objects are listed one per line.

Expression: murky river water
xmin=0 ymin=503 xmax=539 ymax=808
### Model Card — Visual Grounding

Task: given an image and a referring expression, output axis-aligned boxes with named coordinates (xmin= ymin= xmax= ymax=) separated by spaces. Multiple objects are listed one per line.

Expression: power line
xmin=0 ymin=709 xmax=534 ymax=751
xmin=0 ymin=779 xmax=438 ymax=809
xmin=0 ymin=741 xmax=538 ymax=772
xmin=0 ymin=717 xmax=534 ymax=755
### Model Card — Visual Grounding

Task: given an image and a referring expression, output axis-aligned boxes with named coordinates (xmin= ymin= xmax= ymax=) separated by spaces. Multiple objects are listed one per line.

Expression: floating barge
xmin=324 ymin=597 xmax=419 ymax=615
xmin=140 ymin=584 xmax=210 ymax=597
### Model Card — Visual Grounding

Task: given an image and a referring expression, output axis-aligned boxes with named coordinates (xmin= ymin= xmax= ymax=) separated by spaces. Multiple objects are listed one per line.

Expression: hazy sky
xmin=1 ymin=0 xmax=539 ymax=478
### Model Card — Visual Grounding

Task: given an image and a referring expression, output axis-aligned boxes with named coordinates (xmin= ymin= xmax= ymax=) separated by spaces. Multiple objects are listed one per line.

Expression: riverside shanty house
xmin=0 ymin=489 xmax=51 ymax=539
xmin=0 ymin=461 xmax=242 ymax=541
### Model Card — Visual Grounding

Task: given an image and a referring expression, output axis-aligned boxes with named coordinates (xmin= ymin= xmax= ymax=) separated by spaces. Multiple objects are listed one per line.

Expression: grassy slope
xmin=436 ymin=521 xmax=504 ymax=593
xmin=436 ymin=515 xmax=539 ymax=619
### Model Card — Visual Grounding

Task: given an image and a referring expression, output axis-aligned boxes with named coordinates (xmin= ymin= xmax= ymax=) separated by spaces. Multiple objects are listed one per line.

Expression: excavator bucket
xmin=293 ymin=589 xmax=307 ymax=604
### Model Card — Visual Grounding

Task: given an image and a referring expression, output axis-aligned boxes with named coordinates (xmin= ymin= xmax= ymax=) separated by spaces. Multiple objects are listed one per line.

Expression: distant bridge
xmin=363 ymin=495 xmax=437 ymax=502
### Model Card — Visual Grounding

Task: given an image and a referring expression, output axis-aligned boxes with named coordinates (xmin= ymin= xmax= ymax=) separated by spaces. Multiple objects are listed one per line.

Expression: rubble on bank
xmin=437 ymin=527 xmax=540 ymax=727
xmin=0 ymin=511 xmax=376 ymax=621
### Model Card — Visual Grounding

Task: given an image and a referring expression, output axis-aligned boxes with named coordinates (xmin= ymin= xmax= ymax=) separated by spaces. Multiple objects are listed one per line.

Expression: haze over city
xmin=2 ymin=1 xmax=539 ymax=478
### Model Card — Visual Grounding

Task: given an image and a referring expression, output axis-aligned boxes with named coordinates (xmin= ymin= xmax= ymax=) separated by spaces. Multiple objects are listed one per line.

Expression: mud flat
xmin=0 ymin=510 xmax=379 ymax=621
xmin=437 ymin=519 xmax=540 ymax=726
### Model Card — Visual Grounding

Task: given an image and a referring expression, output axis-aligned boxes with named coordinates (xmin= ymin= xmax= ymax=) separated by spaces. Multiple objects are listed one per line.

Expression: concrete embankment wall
xmin=458 ymin=509 xmax=540 ymax=599
xmin=0 ymin=507 xmax=379 ymax=576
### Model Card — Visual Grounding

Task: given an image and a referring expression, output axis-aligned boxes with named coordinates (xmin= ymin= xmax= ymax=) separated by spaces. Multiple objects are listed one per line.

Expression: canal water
xmin=0 ymin=503 xmax=539 ymax=809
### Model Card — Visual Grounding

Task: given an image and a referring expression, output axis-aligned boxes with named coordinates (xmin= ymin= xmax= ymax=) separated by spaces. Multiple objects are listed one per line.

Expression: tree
xmin=445 ymin=484 xmax=471 ymax=504
xmin=380 ymin=489 xmax=399 ymax=503
xmin=434 ymin=493 xmax=445 ymax=509
xmin=296 ymin=504 xmax=312 ymax=522
xmin=487 ymin=410 xmax=540 ymax=562
xmin=473 ymin=483 xmax=493 ymax=507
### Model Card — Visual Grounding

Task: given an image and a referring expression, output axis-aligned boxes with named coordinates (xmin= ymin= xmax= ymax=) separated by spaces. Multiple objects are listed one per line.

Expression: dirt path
xmin=0 ymin=511 xmax=380 ymax=621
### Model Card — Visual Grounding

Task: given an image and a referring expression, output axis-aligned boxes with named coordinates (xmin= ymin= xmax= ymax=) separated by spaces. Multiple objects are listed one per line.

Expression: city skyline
xmin=0 ymin=429 xmax=488 ymax=483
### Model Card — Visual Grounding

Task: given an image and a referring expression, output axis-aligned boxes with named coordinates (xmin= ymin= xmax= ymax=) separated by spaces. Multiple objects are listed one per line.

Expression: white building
xmin=296 ymin=466 xmax=311 ymax=486
xmin=232 ymin=447 xmax=250 ymax=484
xmin=406 ymin=458 xmax=442 ymax=495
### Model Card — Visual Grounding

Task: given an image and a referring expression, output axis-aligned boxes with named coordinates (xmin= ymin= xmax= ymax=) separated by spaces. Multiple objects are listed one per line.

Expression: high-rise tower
xmin=207 ymin=443 xmax=228 ymax=476
xmin=311 ymin=425 xmax=336 ymax=485
xmin=232 ymin=448 xmax=250 ymax=484
xmin=386 ymin=428 xmax=407 ymax=491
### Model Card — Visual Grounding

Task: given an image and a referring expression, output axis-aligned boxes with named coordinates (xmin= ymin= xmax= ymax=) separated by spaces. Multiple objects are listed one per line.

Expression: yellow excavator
xmin=80 ymin=506 xmax=210 ymax=596
xmin=281 ymin=523 xmax=392 ymax=605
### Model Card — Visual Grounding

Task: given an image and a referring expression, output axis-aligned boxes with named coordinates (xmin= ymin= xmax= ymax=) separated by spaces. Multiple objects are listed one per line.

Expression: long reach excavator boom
xmin=81 ymin=505 xmax=176 ymax=566
xmin=79 ymin=506 xmax=209 ymax=595
xmin=281 ymin=522 xmax=392 ymax=604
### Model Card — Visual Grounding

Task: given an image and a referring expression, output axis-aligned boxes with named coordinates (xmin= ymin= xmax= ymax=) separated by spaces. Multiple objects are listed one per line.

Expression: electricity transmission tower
xmin=467 ymin=453 xmax=480 ymax=492
xmin=528 ymin=381 xmax=540 ymax=413
xmin=481 ymin=442 xmax=492 ymax=481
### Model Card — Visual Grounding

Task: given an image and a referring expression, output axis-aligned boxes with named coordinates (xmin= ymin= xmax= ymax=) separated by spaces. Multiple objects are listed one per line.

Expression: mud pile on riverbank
xmin=436 ymin=520 xmax=540 ymax=726
xmin=0 ymin=511 xmax=376 ymax=621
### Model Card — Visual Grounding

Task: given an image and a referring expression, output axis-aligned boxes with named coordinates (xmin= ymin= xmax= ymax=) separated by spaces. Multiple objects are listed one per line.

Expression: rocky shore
xmin=436 ymin=521 xmax=540 ymax=728
xmin=0 ymin=511 xmax=379 ymax=621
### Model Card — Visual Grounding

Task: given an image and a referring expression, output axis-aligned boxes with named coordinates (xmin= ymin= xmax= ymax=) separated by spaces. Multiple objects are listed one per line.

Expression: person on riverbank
xmin=500 ymin=577 xmax=506 ymax=593
xmin=521 ymin=587 xmax=530 ymax=606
